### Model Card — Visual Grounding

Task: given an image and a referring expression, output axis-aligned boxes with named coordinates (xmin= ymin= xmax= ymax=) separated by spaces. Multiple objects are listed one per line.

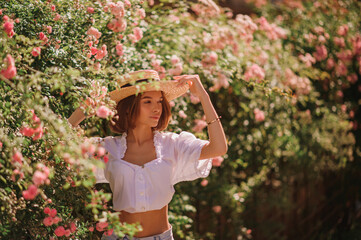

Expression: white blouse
xmin=92 ymin=131 xmax=212 ymax=213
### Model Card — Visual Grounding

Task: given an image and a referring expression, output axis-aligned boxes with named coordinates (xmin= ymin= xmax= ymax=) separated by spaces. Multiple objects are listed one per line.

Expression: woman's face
xmin=135 ymin=91 xmax=163 ymax=128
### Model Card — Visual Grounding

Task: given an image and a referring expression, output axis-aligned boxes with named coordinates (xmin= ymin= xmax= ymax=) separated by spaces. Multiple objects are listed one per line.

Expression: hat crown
xmin=119 ymin=70 xmax=160 ymax=87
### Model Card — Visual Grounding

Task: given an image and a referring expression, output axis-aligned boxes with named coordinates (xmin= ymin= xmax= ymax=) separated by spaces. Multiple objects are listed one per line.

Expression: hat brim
xmin=109 ymin=80 xmax=189 ymax=103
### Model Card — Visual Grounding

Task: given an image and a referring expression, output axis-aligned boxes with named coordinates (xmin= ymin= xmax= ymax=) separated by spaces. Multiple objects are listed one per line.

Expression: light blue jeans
xmin=101 ymin=226 xmax=174 ymax=240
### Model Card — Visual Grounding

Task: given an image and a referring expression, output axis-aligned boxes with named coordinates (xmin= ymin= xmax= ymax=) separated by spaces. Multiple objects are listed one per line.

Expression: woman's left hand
xmin=174 ymin=74 xmax=207 ymax=97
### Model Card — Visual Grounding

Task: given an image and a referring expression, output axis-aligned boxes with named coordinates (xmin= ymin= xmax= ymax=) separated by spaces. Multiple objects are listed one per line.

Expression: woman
xmin=68 ymin=70 xmax=227 ymax=240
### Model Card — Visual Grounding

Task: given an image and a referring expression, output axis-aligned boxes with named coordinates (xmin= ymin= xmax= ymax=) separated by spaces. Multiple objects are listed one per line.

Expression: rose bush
xmin=0 ymin=0 xmax=357 ymax=239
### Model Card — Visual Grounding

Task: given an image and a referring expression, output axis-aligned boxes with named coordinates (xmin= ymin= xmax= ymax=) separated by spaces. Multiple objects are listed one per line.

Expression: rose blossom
xmin=86 ymin=27 xmax=101 ymax=40
xmin=168 ymin=63 xmax=183 ymax=76
xmin=137 ymin=8 xmax=146 ymax=19
xmin=178 ymin=110 xmax=187 ymax=119
xmin=313 ymin=45 xmax=328 ymax=61
xmin=87 ymin=7 xmax=94 ymax=14
xmin=54 ymin=226 xmax=65 ymax=237
xmin=337 ymin=24 xmax=348 ymax=36
xmin=22 ymin=185 xmax=38 ymax=200
xmin=254 ymin=108 xmax=265 ymax=122
xmin=3 ymin=20 xmax=14 ymax=38
xmin=201 ymin=179 xmax=208 ymax=187
xmin=43 ymin=217 xmax=54 ymax=226
xmin=244 ymin=64 xmax=265 ymax=82
xmin=96 ymin=106 xmax=112 ymax=118
xmin=115 ymin=42 xmax=123 ymax=56
xmin=133 ymin=27 xmax=143 ymax=41
xmin=212 ymin=205 xmax=222 ymax=213
xmin=1 ymin=54 xmax=17 ymax=79
xmin=96 ymin=222 xmax=108 ymax=232
xmin=212 ymin=156 xmax=224 ymax=167
xmin=32 ymin=170 xmax=48 ymax=186
xmin=192 ymin=119 xmax=207 ymax=132
xmin=31 ymin=47 xmax=41 ymax=57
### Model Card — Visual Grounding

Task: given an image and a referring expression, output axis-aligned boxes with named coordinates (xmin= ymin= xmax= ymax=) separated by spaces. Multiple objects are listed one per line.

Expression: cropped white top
xmin=93 ymin=131 xmax=212 ymax=213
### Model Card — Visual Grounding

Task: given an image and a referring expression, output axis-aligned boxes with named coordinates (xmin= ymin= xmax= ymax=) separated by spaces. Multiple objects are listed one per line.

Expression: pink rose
xmin=108 ymin=1 xmax=125 ymax=18
xmin=337 ymin=25 xmax=348 ymax=36
xmin=137 ymin=9 xmax=146 ymax=19
xmin=1 ymin=54 xmax=17 ymax=79
xmin=178 ymin=110 xmax=187 ymax=119
xmin=201 ymin=179 xmax=208 ymax=187
xmin=313 ymin=45 xmax=328 ymax=61
xmin=96 ymin=222 xmax=108 ymax=232
xmin=53 ymin=216 xmax=62 ymax=224
xmin=190 ymin=94 xmax=200 ymax=104
xmin=347 ymin=74 xmax=358 ymax=84
xmin=212 ymin=205 xmax=222 ymax=213
xmin=70 ymin=222 xmax=77 ymax=233
xmin=124 ymin=0 xmax=131 ymax=8
xmin=44 ymin=207 xmax=51 ymax=214
xmin=326 ymin=58 xmax=335 ymax=70
xmin=168 ymin=63 xmax=183 ymax=76
xmin=192 ymin=119 xmax=207 ymax=133
xmin=335 ymin=61 xmax=348 ymax=76
xmin=22 ymin=185 xmax=38 ymax=200
xmin=86 ymin=27 xmax=101 ymax=40
xmin=49 ymin=208 xmax=57 ymax=218
xmin=133 ymin=27 xmax=143 ymax=41
xmin=96 ymin=106 xmax=112 ymax=118
xmin=20 ymin=127 xmax=35 ymax=137
xmin=53 ymin=13 xmax=61 ymax=21
xmin=54 ymin=226 xmax=65 ymax=237
xmin=244 ymin=64 xmax=265 ymax=83
xmin=97 ymin=147 xmax=106 ymax=157
xmin=212 ymin=156 xmax=224 ymax=167
xmin=254 ymin=108 xmax=265 ymax=122
xmin=43 ymin=217 xmax=54 ymax=226
xmin=33 ymin=171 xmax=47 ymax=186
xmin=3 ymin=21 xmax=14 ymax=38
xmin=50 ymin=5 xmax=56 ymax=11
xmin=171 ymin=55 xmax=180 ymax=65
xmin=46 ymin=26 xmax=52 ymax=34
xmin=64 ymin=229 xmax=71 ymax=237
xmin=12 ymin=151 xmax=23 ymax=164
xmin=334 ymin=37 xmax=345 ymax=48
xmin=32 ymin=126 xmax=43 ymax=140
xmin=31 ymin=47 xmax=41 ymax=57
xmin=115 ymin=42 xmax=123 ymax=56
xmin=87 ymin=7 xmax=94 ymax=14
xmin=89 ymin=226 xmax=94 ymax=232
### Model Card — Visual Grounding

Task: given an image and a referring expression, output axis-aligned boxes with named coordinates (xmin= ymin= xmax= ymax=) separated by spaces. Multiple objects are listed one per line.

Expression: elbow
xmin=215 ymin=143 xmax=228 ymax=157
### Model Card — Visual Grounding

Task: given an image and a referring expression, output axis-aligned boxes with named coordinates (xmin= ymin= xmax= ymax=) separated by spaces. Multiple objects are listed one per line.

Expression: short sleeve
xmin=88 ymin=137 xmax=109 ymax=184
xmin=171 ymin=131 xmax=212 ymax=185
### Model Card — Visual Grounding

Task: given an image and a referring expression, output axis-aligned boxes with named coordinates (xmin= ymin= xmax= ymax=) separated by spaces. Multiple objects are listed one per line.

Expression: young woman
xmin=68 ymin=70 xmax=227 ymax=240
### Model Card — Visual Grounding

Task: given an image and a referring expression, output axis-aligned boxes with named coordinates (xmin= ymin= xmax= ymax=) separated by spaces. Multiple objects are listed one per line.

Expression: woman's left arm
xmin=175 ymin=75 xmax=228 ymax=159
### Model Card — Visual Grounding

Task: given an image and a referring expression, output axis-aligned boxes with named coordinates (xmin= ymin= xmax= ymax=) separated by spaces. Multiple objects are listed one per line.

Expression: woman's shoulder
xmin=157 ymin=130 xmax=198 ymax=144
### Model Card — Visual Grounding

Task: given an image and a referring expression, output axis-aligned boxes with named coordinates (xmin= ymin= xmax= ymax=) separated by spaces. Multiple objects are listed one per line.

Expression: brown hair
xmin=109 ymin=91 xmax=171 ymax=133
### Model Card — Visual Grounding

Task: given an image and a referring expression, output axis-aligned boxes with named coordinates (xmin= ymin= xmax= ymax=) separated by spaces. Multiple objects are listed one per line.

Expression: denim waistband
xmin=102 ymin=225 xmax=173 ymax=240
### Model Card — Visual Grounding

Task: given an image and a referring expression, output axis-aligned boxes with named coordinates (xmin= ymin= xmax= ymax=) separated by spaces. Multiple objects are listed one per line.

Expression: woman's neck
xmin=127 ymin=127 xmax=154 ymax=147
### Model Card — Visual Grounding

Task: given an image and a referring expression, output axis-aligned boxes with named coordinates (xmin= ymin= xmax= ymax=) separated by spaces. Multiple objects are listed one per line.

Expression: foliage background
xmin=0 ymin=0 xmax=360 ymax=239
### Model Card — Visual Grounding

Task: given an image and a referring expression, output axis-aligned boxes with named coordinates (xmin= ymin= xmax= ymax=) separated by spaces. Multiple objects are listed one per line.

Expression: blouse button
xmin=140 ymin=191 xmax=144 ymax=196
xmin=141 ymin=206 xmax=145 ymax=211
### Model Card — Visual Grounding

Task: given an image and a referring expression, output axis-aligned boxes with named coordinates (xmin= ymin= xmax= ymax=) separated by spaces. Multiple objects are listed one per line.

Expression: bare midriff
xmin=118 ymin=205 xmax=171 ymax=238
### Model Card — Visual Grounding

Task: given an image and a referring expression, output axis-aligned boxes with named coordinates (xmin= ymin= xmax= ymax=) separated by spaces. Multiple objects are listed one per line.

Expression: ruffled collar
xmin=118 ymin=131 xmax=162 ymax=160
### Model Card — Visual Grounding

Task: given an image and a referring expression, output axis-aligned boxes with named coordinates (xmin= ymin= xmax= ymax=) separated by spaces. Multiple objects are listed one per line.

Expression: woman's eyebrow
xmin=141 ymin=96 xmax=164 ymax=100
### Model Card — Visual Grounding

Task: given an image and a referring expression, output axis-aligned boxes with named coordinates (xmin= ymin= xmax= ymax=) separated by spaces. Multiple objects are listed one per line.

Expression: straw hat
xmin=109 ymin=70 xmax=189 ymax=103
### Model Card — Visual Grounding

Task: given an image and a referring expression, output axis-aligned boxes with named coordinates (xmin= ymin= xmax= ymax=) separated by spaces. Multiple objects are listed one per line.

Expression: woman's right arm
xmin=68 ymin=107 xmax=86 ymax=127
